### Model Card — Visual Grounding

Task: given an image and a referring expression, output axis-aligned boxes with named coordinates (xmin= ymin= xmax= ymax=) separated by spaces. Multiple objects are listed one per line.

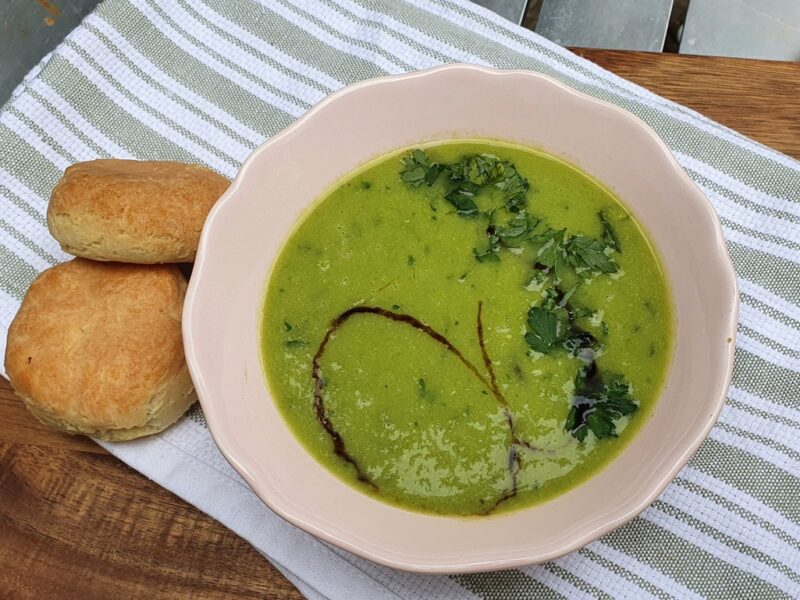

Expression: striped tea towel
xmin=1 ymin=1 xmax=799 ymax=598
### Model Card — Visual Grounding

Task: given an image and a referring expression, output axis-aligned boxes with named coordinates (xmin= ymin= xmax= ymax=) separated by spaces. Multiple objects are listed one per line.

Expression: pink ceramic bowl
xmin=183 ymin=65 xmax=738 ymax=572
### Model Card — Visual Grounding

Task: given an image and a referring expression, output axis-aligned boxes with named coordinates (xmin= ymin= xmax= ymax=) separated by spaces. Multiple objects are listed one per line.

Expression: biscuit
xmin=5 ymin=259 xmax=195 ymax=440
xmin=48 ymin=160 xmax=230 ymax=263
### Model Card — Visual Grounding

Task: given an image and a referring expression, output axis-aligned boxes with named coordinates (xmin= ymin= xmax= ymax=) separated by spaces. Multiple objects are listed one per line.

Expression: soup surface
xmin=261 ymin=140 xmax=672 ymax=516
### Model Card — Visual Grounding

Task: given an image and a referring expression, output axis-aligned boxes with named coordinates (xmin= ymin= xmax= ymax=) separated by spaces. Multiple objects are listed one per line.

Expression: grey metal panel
xmin=0 ymin=0 xmax=102 ymax=107
xmin=535 ymin=0 xmax=674 ymax=51
xmin=471 ymin=0 xmax=529 ymax=24
xmin=680 ymin=0 xmax=800 ymax=61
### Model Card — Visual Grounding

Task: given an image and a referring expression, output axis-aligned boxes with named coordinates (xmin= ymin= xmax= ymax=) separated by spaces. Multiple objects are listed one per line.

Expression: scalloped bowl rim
xmin=183 ymin=65 xmax=738 ymax=573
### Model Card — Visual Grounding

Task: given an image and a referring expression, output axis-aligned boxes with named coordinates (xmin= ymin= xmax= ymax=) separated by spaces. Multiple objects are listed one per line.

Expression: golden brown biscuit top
xmin=5 ymin=259 xmax=188 ymax=430
xmin=48 ymin=159 xmax=229 ymax=251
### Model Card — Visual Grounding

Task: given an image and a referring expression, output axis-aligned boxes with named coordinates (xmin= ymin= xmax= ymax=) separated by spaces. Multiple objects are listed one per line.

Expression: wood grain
xmin=573 ymin=49 xmax=800 ymax=161
xmin=1 ymin=50 xmax=798 ymax=599
xmin=0 ymin=381 xmax=303 ymax=600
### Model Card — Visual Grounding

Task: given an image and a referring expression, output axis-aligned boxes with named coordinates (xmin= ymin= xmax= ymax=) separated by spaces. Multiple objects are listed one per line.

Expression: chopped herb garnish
xmin=566 ymin=375 xmax=638 ymax=441
xmin=407 ymin=255 xmax=415 ymax=267
xmin=532 ymin=228 xmax=568 ymax=274
xmin=559 ymin=282 xmax=580 ymax=305
xmin=398 ymin=152 xmax=635 ymax=446
xmin=445 ymin=182 xmax=480 ymax=216
xmin=531 ymin=316 xmax=592 ymax=355
xmin=599 ymin=211 xmax=620 ymax=252
xmin=391 ymin=304 xmax=401 ymax=310
xmin=562 ymin=330 xmax=597 ymax=355
xmin=497 ymin=213 xmax=539 ymax=246
xmin=417 ymin=378 xmax=427 ymax=398
xmin=569 ymin=306 xmax=595 ymax=321
xmin=473 ymin=227 xmax=501 ymax=262
xmin=361 ymin=180 xmax=372 ymax=190
xmin=283 ymin=320 xmax=293 ymax=332
xmin=402 ymin=151 xmax=531 ymax=216
xmin=524 ymin=276 xmax=599 ymax=358
xmin=523 ymin=269 xmax=548 ymax=291
xmin=525 ymin=305 xmax=567 ymax=353
xmin=565 ymin=236 xmax=618 ymax=274
xmin=447 ymin=154 xmax=530 ymax=213
xmin=495 ymin=163 xmax=529 ymax=213
xmin=448 ymin=153 xmax=505 ymax=186
xmin=527 ymin=227 xmax=618 ymax=277
xmin=473 ymin=245 xmax=500 ymax=262
xmin=400 ymin=149 xmax=442 ymax=187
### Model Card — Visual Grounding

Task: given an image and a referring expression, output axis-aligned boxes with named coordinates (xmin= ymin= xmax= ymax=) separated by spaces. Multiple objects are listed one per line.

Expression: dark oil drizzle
xmin=476 ymin=302 xmax=503 ymax=403
xmin=475 ymin=302 xmax=522 ymax=514
xmin=310 ymin=258 xmax=608 ymax=515
xmin=312 ymin=306 xmax=490 ymax=490
xmin=311 ymin=303 xmax=553 ymax=514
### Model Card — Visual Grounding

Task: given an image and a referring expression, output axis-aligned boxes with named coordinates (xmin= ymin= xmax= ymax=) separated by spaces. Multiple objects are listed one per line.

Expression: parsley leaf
xmin=586 ymin=410 xmax=617 ymax=438
xmin=448 ymin=153 xmax=504 ymax=186
xmin=400 ymin=149 xmax=442 ymax=187
xmin=404 ymin=152 xmax=533 ymax=226
xmin=523 ymin=270 xmax=549 ymax=293
xmin=473 ymin=224 xmax=502 ymax=262
xmin=532 ymin=228 xmax=567 ymax=271
xmin=566 ymin=375 xmax=639 ymax=441
xmin=497 ymin=213 xmax=539 ymax=246
xmin=495 ymin=163 xmax=530 ymax=213
xmin=562 ymin=330 xmax=597 ymax=355
xmin=524 ymin=276 xmax=599 ymax=357
xmin=447 ymin=154 xmax=530 ymax=213
xmin=528 ymin=227 xmax=617 ymax=276
xmin=473 ymin=242 xmax=500 ymax=262
xmin=569 ymin=306 xmax=595 ymax=321
xmin=525 ymin=305 xmax=568 ymax=353
xmin=565 ymin=236 xmax=618 ymax=273
xmin=599 ymin=211 xmax=620 ymax=252
xmin=474 ymin=212 xmax=540 ymax=263
xmin=605 ymin=374 xmax=630 ymax=399
xmin=445 ymin=182 xmax=480 ymax=216
xmin=473 ymin=246 xmax=500 ymax=262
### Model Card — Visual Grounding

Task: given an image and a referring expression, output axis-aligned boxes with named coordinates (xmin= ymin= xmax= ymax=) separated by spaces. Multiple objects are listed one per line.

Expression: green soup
xmin=261 ymin=140 xmax=672 ymax=516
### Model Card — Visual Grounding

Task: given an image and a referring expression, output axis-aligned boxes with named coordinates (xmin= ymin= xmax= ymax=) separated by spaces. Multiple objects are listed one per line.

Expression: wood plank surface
xmin=0 ymin=385 xmax=303 ymax=600
xmin=572 ymin=49 xmax=800 ymax=160
xmin=1 ymin=49 xmax=798 ymax=599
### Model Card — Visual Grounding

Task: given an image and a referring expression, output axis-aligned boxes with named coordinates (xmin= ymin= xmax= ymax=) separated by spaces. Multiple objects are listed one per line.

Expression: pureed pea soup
xmin=261 ymin=141 xmax=672 ymax=516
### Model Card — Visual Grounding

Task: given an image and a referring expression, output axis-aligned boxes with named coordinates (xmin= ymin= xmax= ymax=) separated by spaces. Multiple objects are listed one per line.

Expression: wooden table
xmin=1 ymin=50 xmax=798 ymax=600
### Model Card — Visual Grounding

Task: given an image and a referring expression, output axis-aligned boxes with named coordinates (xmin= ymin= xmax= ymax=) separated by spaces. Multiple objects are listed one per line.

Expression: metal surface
xmin=680 ymin=0 xmax=800 ymax=61
xmin=535 ymin=0 xmax=674 ymax=51
xmin=471 ymin=0 xmax=529 ymax=24
xmin=0 ymin=0 xmax=102 ymax=107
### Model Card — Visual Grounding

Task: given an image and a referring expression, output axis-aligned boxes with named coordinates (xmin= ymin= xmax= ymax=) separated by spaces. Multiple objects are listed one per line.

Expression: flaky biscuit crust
xmin=48 ymin=160 xmax=229 ymax=263
xmin=5 ymin=259 xmax=195 ymax=440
